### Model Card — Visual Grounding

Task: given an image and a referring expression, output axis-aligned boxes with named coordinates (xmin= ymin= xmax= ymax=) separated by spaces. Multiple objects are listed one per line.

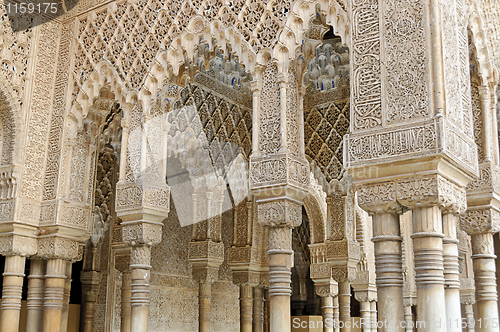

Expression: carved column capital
xmin=357 ymin=181 xmax=401 ymax=214
xmin=257 ymin=198 xmax=302 ymax=228
xmin=116 ymin=182 xmax=170 ymax=223
xmin=0 ymin=234 xmax=37 ymax=257
xmin=331 ymin=266 xmax=357 ymax=283
xmin=37 ymin=237 xmax=80 ymax=261
xmin=188 ymin=240 xmax=225 ymax=284
xmin=315 ymin=281 xmax=338 ymax=298
xmin=460 ymin=294 xmax=476 ymax=305
xmin=121 ymin=220 xmax=163 ymax=247
xmin=130 ymin=245 xmax=152 ymax=269
xmin=460 ymin=208 xmax=500 ymax=235
xmin=396 ymin=174 xmax=466 ymax=213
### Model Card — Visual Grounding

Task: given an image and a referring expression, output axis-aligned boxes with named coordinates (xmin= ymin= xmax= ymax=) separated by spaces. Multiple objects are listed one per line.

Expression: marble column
xmin=240 ymin=285 xmax=253 ymax=332
xmin=442 ymin=213 xmax=462 ymax=332
xmin=42 ymin=258 xmax=67 ymax=332
xmin=372 ymin=212 xmax=405 ymax=332
xmin=412 ymin=206 xmax=447 ymax=332
xmin=268 ymin=226 xmax=293 ymax=332
xmin=463 ymin=304 xmax=474 ymax=332
xmin=370 ymin=301 xmax=377 ymax=332
xmin=60 ymin=262 xmax=72 ymax=332
xmin=26 ymin=259 xmax=45 ymax=332
xmin=404 ymin=306 xmax=413 ymax=332
xmin=253 ymin=287 xmax=264 ymax=332
xmin=129 ymin=246 xmax=152 ymax=332
xmin=338 ymin=281 xmax=351 ymax=332
xmin=321 ymin=296 xmax=334 ymax=332
xmin=333 ymin=296 xmax=340 ymax=332
xmin=360 ymin=301 xmax=371 ymax=332
xmin=121 ymin=270 xmax=132 ymax=332
xmin=0 ymin=255 xmax=26 ymax=332
xmin=264 ymin=289 xmax=269 ymax=332
xmin=471 ymin=233 xmax=499 ymax=332
xmin=79 ymin=271 xmax=99 ymax=332
xmin=199 ymin=282 xmax=211 ymax=332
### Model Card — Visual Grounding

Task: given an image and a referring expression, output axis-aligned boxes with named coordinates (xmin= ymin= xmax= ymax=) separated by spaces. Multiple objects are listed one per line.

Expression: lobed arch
xmin=72 ymin=0 xmax=350 ymax=106
xmin=468 ymin=4 xmax=499 ymax=87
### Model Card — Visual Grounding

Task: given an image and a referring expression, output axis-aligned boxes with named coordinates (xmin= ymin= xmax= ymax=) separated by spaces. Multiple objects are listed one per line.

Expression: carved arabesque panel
xmin=259 ymin=63 xmax=281 ymax=155
xmin=384 ymin=0 xmax=429 ymax=124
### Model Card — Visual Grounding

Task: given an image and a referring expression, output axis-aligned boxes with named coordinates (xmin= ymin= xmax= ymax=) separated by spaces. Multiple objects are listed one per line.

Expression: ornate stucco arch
xmin=468 ymin=6 xmax=499 ymax=86
xmin=72 ymin=0 xmax=350 ymax=106
xmin=303 ymin=172 xmax=327 ymax=244
xmin=0 ymin=74 xmax=22 ymax=166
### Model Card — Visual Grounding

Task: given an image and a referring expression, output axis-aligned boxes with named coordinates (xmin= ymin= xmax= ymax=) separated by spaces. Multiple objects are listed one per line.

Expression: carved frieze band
xmin=357 ymin=174 xmax=466 ymax=214
xmin=346 ymin=118 xmax=478 ymax=174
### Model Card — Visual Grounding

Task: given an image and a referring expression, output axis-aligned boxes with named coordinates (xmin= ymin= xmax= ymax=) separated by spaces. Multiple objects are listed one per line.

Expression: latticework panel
xmin=304 ymin=100 xmax=350 ymax=182
xmin=172 ymin=82 xmax=252 ymax=178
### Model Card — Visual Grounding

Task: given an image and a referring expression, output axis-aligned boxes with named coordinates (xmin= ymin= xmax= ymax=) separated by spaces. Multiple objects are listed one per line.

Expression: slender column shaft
xmin=60 ymin=262 xmax=72 ymax=332
xmin=268 ymin=227 xmax=293 ymax=332
xmin=442 ymin=214 xmax=462 ymax=332
xmin=321 ymin=296 xmax=334 ymax=332
xmin=333 ymin=296 xmax=340 ymax=332
xmin=253 ymin=287 xmax=264 ymax=332
xmin=479 ymin=86 xmax=492 ymax=162
xmin=370 ymin=301 xmax=377 ymax=332
xmin=79 ymin=271 xmax=98 ymax=332
xmin=360 ymin=301 xmax=370 ymax=332
xmin=130 ymin=246 xmax=152 ymax=332
xmin=26 ymin=259 xmax=46 ymax=332
xmin=0 ymin=255 xmax=26 ymax=332
xmin=372 ymin=212 xmax=405 ymax=332
xmin=404 ymin=306 xmax=413 ymax=332
xmin=263 ymin=289 xmax=269 ymax=332
xmin=464 ymin=304 xmax=474 ymax=332
xmin=240 ymin=285 xmax=253 ymax=332
xmin=199 ymin=282 xmax=211 ymax=332
xmin=338 ymin=282 xmax=351 ymax=332
xmin=251 ymin=82 xmax=260 ymax=155
xmin=43 ymin=258 xmax=67 ymax=332
xmin=121 ymin=270 xmax=132 ymax=332
xmin=471 ymin=233 xmax=499 ymax=332
xmin=412 ymin=206 xmax=447 ymax=332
